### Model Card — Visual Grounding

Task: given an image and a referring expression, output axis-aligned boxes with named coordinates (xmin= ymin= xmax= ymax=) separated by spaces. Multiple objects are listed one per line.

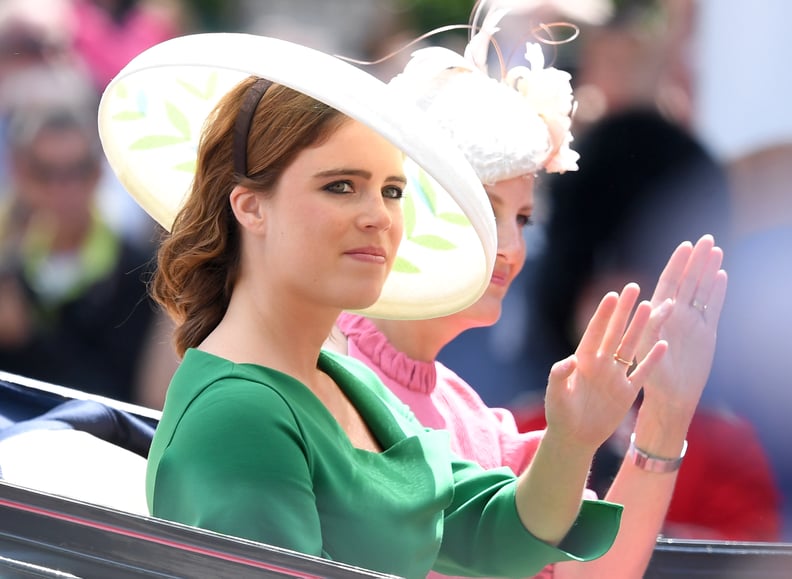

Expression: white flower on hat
xmin=388 ymin=6 xmax=579 ymax=183
xmin=506 ymin=42 xmax=579 ymax=174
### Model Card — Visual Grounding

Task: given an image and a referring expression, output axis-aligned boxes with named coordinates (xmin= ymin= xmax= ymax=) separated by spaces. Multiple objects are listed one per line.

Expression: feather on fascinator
xmin=388 ymin=7 xmax=579 ymax=184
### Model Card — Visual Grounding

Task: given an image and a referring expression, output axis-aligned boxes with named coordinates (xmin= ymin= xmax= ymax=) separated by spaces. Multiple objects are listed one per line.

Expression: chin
xmin=340 ymin=290 xmax=384 ymax=312
xmin=460 ymin=297 xmax=502 ymax=329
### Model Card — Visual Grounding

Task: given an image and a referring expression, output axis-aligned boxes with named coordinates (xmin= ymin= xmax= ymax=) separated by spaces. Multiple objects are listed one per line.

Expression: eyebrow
xmin=487 ymin=191 xmax=534 ymax=213
xmin=313 ymin=168 xmax=407 ymax=185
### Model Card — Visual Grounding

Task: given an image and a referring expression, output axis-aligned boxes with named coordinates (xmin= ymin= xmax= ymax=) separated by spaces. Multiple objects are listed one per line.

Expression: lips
xmin=345 ymin=246 xmax=387 ymax=263
xmin=490 ymin=269 xmax=510 ymax=286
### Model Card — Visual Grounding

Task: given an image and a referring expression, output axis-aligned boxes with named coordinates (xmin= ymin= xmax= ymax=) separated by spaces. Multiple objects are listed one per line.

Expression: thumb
xmin=644 ymin=298 xmax=674 ymax=344
xmin=548 ymin=354 xmax=577 ymax=387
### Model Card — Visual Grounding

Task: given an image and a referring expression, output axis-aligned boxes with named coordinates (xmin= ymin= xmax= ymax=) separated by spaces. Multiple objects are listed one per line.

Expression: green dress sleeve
xmin=434 ymin=458 xmax=622 ymax=577
xmin=149 ymin=379 xmax=327 ymax=559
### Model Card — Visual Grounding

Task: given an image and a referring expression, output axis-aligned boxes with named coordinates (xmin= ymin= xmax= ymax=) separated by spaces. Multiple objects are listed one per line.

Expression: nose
xmin=496 ymin=218 xmax=525 ymax=264
xmin=357 ymin=191 xmax=394 ymax=231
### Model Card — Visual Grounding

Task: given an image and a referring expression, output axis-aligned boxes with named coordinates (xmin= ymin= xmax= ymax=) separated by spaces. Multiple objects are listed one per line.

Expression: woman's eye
xmin=382 ymin=185 xmax=404 ymax=200
xmin=324 ymin=181 xmax=354 ymax=194
xmin=517 ymin=214 xmax=534 ymax=228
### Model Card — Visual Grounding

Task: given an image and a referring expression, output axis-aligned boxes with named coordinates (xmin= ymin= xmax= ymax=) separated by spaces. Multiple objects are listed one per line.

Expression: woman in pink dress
xmin=328 ymin=7 xmax=728 ymax=579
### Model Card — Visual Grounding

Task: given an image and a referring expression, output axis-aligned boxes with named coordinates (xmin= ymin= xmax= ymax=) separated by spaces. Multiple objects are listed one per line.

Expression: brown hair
xmin=151 ymin=76 xmax=348 ymax=357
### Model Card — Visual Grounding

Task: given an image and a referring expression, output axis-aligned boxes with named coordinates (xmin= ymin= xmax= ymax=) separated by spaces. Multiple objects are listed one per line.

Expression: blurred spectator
xmin=709 ymin=211 xmax=792 ymax=541
xmin=526 ymin=107 xmax=733 ymax=380
xmin=0 ymin=0 xmax=84 ymax=193
xmin=571 ymin=0 xmax=696 ymax=134
xmin=513 ymin=106 xmax=781 ymax=543
xmin=694 ymin=0 xmax=792 ymax=541
xmin=0 ymin=0 xmax=74 ymax=76
xmin=0 ymin=0 xmax=147 ymax=247
xmin=69 ymin=0 xmax=188 ymax=93
xmin=516 ymin=394 xmax=782 ymax=542
xmin=234 ymin=0 xmax=400 ymax=58
xmin=0 ymin=99 xmax=178 ymax=405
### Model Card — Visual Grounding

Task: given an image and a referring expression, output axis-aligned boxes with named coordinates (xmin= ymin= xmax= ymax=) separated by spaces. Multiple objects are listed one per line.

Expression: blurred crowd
xmin=0 ymin=0 xmax=790 ymax=545
xmin=0 ymin=0 xmax=189 ymax=409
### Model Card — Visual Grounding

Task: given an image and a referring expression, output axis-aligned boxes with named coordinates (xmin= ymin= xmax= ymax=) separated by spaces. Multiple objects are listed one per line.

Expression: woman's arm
xmin=514 ymin=282 xmax=669 ymax=545
xmin=554 ymin=234 xmax=728 ymax=578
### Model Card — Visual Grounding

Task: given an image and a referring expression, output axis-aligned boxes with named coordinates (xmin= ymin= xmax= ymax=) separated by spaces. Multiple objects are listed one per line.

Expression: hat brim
xmin=98 ymin=33 xmax=495 ymax=319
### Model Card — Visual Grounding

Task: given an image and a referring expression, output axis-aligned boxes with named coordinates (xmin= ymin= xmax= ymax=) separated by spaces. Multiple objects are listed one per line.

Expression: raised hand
xmin=639 ymin=234 xmax=728 ymax=415
xmin=544 ymin=283 xmax=670 ymax=452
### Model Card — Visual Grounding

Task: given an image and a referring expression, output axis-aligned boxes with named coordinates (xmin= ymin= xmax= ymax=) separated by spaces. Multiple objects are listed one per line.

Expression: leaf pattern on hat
xmin=391 ymin=161 xmax=471 ymax=274
xmin=111 ymin=73 xmax=220 ymax=172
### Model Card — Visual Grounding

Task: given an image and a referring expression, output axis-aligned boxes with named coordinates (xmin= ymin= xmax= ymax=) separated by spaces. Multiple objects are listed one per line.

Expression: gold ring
xmin=691 ymin=299 xmax=708 ymax=313
xmin=613 ymin=353 xmax=633 ymax=366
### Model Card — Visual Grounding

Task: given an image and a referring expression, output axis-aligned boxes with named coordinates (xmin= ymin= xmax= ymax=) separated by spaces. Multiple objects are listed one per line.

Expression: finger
xmin=627 ymin=339 xmax=669 ymax=386
xmin=629 ymin=299 xmax=673 ymax=366
xmin=689 ymin=246 xmax=724 ymax=315
xmin=701 ymin=269 xmax=728 ymax=324
xmin=544 ymin=355 xmax=578 ymax=429
xmin=601 ymin=283 xmax=641 ymax=357
xmin=676 ymin=235 xmax=716 ymax=307
xmin=576 ymin=291 xmax=619 ymax=356
xmin=548 ymin=354 xmax=578 ymax=386
xmin=642 ymin=298 xmax=674 ymax=344
xmin=650 ymin=240 xmax=693 ymax=305
xmin=612 ymin=300 xmax=653 ymax=363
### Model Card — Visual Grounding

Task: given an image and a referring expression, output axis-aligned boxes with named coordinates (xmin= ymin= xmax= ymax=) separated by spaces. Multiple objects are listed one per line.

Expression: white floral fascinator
xmin=388 ymin=6 xmax=579 ymax=184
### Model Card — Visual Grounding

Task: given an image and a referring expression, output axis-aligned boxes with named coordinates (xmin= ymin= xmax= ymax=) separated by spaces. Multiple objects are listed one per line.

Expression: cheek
xmin=515 ymin=241 xmax=527 ymax=267
xmin=385 ymin=205 xmax=404 ymax=269
xmin=386 ymin=203 xmax=404 ymax=244
xmin=391 ymin=205 xmax=404 ymax=238
xmin=290 ymin=203 xmax=335 ymax=236
xmin=496 ymin=220 xmax=527 ymax=255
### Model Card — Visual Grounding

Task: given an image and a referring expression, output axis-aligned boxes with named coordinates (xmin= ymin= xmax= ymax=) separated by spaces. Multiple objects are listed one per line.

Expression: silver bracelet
xmin=627 ymin=433 xmax=687 ymax=473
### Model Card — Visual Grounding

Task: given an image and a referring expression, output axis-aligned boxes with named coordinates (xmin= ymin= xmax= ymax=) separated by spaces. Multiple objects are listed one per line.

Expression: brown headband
xmin=233 ymin=77 xmax=273 ymax=177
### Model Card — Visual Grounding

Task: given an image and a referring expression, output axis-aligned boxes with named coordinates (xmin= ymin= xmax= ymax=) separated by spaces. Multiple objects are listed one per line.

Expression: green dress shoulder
xmin=146 ymin=348 xmax=622 ymax=579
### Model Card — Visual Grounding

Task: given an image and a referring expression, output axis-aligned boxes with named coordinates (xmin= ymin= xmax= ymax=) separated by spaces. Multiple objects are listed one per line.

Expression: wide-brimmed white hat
xmin=97 ymin=32 xmax=496 ymax=320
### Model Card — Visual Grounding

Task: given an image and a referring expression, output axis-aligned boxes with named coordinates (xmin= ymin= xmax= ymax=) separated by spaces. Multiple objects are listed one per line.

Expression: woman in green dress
xmin=98 ymin=33 xmax=674 ymax=579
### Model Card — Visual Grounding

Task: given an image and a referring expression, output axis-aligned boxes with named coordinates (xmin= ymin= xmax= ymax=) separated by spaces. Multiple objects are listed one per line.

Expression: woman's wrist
xmin=633 ymin=399 xmax=694 ymax=452
xmin=541 ymin=424 xmax=600 ymax=461
xmin=628 ymin=432 xmax=687 ymax=473
xmin=641 ymin=384 xmax=701 ymax=416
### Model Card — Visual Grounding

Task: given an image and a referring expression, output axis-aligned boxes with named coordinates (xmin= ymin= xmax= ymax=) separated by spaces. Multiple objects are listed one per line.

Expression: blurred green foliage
xmin=397 ymin=0 xmax=475 ymax=35
xmin=186 ymin=0 xmax=237 ymax=31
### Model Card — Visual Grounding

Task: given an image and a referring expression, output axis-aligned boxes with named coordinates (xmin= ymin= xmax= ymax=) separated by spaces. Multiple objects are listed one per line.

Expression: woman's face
xmin=15 ymin=128 xmax=100 ymax=225
xmin=254 ymin=119 xmax=406 ymax=313
xmin=450 ymin=174 xmax=535 ymax=329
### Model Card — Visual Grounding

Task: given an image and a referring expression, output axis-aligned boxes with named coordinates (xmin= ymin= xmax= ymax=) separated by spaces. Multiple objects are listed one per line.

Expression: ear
xmin=229 ymin=185 xmax=267 ymax=235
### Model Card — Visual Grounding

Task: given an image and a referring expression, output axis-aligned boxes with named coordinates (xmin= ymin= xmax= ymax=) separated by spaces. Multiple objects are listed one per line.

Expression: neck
xmin=202 ymin=279 xmax=339 ymax=386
